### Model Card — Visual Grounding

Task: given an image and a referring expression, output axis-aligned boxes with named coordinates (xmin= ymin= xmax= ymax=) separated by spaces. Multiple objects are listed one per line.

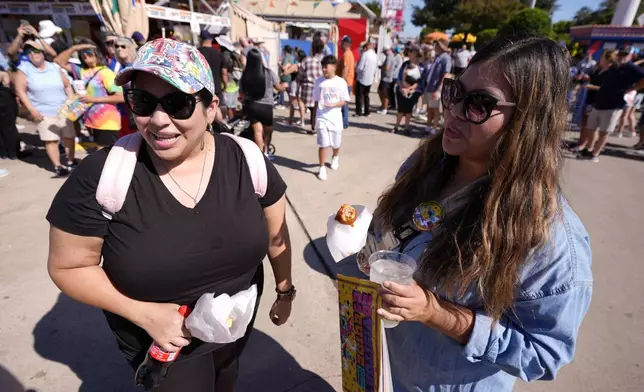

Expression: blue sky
xmin=402 ymin=0 xmax=603 ymax=37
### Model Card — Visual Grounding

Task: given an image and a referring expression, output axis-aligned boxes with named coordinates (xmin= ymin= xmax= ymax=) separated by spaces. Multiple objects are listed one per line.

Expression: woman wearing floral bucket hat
xmin=46 ymin=39 xmax=294 ymax=391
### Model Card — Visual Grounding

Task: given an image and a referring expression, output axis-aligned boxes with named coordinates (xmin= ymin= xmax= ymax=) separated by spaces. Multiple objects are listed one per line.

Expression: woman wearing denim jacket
xmin=368 ymin=35 xmax=592 ymax=391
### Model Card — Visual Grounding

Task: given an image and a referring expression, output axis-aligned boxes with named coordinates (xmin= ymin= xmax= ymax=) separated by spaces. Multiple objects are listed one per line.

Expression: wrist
xmin=276 ymin=280 xmax=293 ymax=292
xmin=275 ymin=284 xmax=296 ymax=302
xmin=128 ymin=300 xmax=152 ymax=328
xmin=421 ymin=295 xmax=445 ymax=328
xmin=424 ymin=297 xmax=475 ymax=344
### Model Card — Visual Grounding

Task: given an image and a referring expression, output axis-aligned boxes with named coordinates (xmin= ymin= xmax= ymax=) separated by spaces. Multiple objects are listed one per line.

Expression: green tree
xmin=520 ymin=0 xmax=559 ymax=16
xmin=477 ymin=28 xmax=499 ymax=46
xmin=550 ymin=21 xmax=572 ymax=45
xmin=552 ymin=20 xmax=572 ymax=34
xmin=499 ymin=8 xmax=552 ymax=37
xmin=419 ymin=26 xmax=432 ymax=42
xmin=573 ymin=6 xmax=594 ymax=25
xmin=454 ymin=0 xmax=525 ymax=34
xmin=411 ymin=0 xmax=460 ymax=31
xmin=364 ymin=1 xmax=381 ymax=17
xmin=572 ymin=0 xmax=618 ymax=25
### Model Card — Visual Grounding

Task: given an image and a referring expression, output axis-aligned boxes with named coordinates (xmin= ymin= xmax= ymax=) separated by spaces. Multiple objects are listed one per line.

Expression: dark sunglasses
xmin=115 ymin=44 xmax=128 ymax=49
xmin=441 ymin=78 xmax=516 ymax=125
xmin=80 ymin=49 xmax=96 ymax=57
xmin=105 ymin=41 xmax=115 ymax=47
xmin=125 ymin=88 xmax=201 ymax=120
xmin=25 ymin=47 xmax=43 ymax=55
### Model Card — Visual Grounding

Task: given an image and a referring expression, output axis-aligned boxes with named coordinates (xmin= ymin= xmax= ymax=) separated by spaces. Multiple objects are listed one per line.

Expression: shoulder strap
xmin=96 ymin=132 xmax=142 ymax=220
xmin=221 ymin=133 xmax=268 ymax=198
xmin=95 ymin=132 xmax=268 ymax=221
xmin=85 ymin=66 xmax=105 ymax=88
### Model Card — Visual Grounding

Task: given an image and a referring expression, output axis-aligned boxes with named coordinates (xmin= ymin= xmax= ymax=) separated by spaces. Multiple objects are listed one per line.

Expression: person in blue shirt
xmin=14 ymin=40 xmax=75 ymax=176
xmin=366 ymin=34 xmax=592 ymax=392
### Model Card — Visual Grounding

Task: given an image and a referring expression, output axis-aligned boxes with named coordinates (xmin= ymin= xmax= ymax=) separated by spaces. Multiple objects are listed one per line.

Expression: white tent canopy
xmin=286 ymin=22 xmax=331 ymax=30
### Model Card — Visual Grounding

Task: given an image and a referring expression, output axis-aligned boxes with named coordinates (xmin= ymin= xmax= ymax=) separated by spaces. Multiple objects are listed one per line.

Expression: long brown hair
xmin=375 ymin=35 xmax=569 ymax=320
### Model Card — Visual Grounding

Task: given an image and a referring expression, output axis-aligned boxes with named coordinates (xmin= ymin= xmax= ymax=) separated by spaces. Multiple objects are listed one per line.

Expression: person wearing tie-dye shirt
xmin=55 ymin=40 xmax=124 ymax=148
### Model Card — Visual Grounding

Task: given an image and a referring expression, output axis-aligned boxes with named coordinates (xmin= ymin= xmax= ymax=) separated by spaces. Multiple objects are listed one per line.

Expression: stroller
xmin=216 ymin=94 xmax=279 ymax=156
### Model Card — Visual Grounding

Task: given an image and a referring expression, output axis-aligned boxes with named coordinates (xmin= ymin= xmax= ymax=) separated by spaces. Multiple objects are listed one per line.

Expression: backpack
xmin=230 ymin=52 xmax=243 ymax=81
xmin=96 ymin=132 xmax=268 ymax=220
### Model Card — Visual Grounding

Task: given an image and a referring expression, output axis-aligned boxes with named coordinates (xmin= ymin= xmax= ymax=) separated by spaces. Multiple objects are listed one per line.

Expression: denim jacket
xmin=386 ymin=200 xmax=593 ymax=391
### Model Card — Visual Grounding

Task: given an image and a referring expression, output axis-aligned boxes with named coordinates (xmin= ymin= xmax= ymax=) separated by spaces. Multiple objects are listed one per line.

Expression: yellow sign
xmin=338 ymin=275 xmax=381 ymax=392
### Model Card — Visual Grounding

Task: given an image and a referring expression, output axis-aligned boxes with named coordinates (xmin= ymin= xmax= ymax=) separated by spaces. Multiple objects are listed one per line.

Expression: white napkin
xmin=326 ymin=205 xmax=373 ymax=263
xmin=185 ymin=285 xmax=258 ymax=344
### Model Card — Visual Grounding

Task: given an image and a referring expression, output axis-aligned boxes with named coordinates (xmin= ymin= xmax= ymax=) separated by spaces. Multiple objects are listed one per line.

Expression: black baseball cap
xmin=200 ymin=30 xmax=213 ymax=40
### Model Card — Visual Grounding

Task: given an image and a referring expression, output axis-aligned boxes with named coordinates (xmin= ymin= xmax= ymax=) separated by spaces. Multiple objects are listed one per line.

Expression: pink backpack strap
xmin=222 ymin=133 xmax=268 ymax=198
xmin=96 ymin=132 xmax=143 ymax=220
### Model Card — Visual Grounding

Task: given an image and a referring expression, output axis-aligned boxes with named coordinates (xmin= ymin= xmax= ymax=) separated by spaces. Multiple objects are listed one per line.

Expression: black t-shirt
xmin=46 ymin=132 xmax=286 ymax=362
xmin=594 ymin=62 xmax=644 ymax=110
xmin=586 ymin=67 xmax=611 ymax=106
xmin=199 ymin=46 xmax=223 ymax=96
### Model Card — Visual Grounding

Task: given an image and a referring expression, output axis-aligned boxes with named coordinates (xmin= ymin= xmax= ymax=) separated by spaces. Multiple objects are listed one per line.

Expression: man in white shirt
xmin=313 ymin=55 xmax=349 ymax=181
xmin=355 ymin=41 xmax=378 ymax=117
xmin=453 ymin=44 xmax=471 ymax=76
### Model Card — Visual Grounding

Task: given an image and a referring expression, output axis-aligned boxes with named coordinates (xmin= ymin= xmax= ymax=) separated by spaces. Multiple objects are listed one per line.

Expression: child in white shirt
xmin=313 ymin=55 xmax=350 ymax=181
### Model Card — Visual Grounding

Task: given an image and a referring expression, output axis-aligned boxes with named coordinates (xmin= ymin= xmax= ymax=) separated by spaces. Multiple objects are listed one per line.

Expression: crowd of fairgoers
xmin=1 ymin=18 xmax=643 ymax=181
xmin=0 ymin=18 xmax=607 ymax=392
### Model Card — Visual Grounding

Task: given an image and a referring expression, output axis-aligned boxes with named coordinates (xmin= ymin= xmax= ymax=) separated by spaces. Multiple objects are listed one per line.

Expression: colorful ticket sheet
xmin=338 ymin=274 xmax=381 ymax=392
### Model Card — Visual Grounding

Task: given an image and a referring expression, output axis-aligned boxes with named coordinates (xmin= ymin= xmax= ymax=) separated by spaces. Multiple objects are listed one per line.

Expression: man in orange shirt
xmin=337 ymin=35 xmax=354 ymax=129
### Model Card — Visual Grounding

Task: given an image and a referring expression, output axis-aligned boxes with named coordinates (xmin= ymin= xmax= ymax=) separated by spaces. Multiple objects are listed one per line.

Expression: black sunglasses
xmin=125 ymin=88 xmax=201 ymax=120
xmin=25 ymin=47 xmax=43 ymax=55
xmin=115 ymin=44 xmax=128 ymax=49
xmin=441 ymin=78 xmax=516 ymax=125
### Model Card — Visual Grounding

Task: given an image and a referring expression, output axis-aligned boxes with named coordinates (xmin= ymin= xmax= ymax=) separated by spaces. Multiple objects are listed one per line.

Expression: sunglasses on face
xmin=115 ymin=44 xmax=128 ymax=49
xmin=105 ymin=41 xmax=115 ymax=47
xmin=125 ymin=88 xmax=202 ymax=120
xmin=25 ymin=47 xmax=43 ymax=55
xmin=441 ymin=78 xmax=516 ymax=125
xmin=80 ymin=50 xmax=96 ymax=57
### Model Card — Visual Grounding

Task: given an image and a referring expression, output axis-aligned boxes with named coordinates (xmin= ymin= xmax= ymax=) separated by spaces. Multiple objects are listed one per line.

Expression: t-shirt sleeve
xmin=444 ymin=56 xmax=453 ymax=74
xmin=259 ymin=156 xmax=287 ymax=208
xmin=46 ymin=149 xmax=111 ymax=237
xmin=313 ymin=78 xmax=322 ymax=102
xmin=102 ymin=68 xmax=123 ymax=94
xmin=627 ymin=63 xmax=644 ymax=83
xmin=16 ymin=61 xmax=29 ymax=75
xmin=269 ymin=69 xmax=279 ymax=86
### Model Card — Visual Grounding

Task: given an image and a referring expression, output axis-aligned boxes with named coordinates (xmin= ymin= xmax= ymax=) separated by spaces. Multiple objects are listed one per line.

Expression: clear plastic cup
xmin=368 ymin=250 xmax=417 ymax=328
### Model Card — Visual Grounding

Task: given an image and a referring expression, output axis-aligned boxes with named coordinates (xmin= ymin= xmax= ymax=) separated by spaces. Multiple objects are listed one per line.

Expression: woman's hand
xmin=29 ymin=109 xmax=44 ymax=123
xmin=79 ymin=96 xmax=97 ymax=104
xmin=135 ymin=302 xmax=192 ymax=352
xmin=377 ymin=280 xmax=440 ymax=324
xmin=18 ymin=25 xmax=38 ymax=38
xmin=269 ymin=298 xmax=292 ymax=326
